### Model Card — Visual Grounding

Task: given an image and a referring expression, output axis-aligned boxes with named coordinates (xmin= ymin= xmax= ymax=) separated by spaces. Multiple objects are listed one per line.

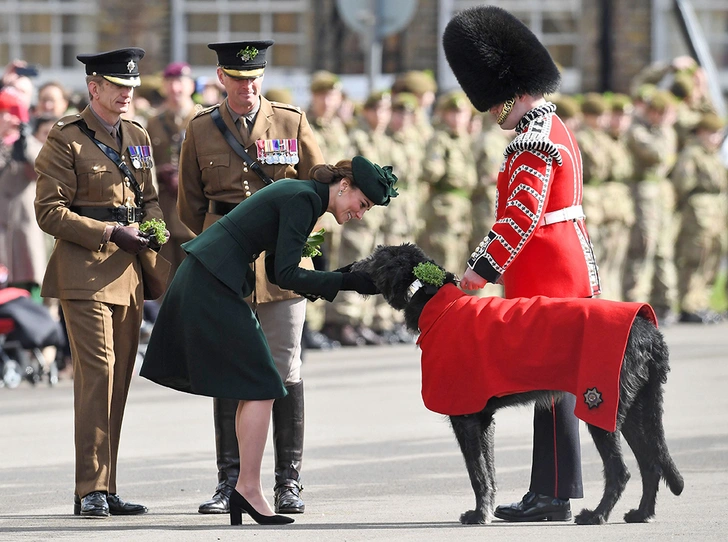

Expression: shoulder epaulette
xmin=505 ymin=130 xmax=563 ymax=166
xmin=55 ymin=114 xmax=84 ymax=129
xmin=124 ymin=117 xmax=146 ymax=131
xmin=194 ymin=104 xmax=220 ymax=118
xmin=270 ymin=101 xmax=302 ymax=114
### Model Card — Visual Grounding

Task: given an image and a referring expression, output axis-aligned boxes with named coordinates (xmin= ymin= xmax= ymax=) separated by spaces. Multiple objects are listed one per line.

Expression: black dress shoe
xmin=199 ymin=484 xmax=234 ymax=514
xmin=107 ymin=493 xmax=147 ymax=515
xmin=73 ymin=492 xmax=109 ymax=518
xmin=494 ymin=491 xmax=572 ymax=522
xmin=274 ymin=480 xmax=305 ymax=514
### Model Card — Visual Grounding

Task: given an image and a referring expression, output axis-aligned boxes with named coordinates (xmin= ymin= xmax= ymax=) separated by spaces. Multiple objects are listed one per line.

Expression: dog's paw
xmin=459 ymin=509 xmax=488 ymax=524
xmin=624 ymin=509 xmax=653 ymax=523
xmin=575 ymin=509 xmax=606 ymax=525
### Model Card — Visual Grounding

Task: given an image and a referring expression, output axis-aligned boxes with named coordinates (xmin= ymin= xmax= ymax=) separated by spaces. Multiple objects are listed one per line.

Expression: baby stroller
xmin=0 ymin=285 xmax=64 ymax=388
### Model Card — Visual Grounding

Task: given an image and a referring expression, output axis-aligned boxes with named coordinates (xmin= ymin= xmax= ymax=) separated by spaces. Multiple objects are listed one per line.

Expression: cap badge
xmin=237 ymin=46 xmax=259 ymax=62
xmin=127 ymin=60 xmax=136 ymax=73
xmin=583 ymin=387 xmax=603 ymax=409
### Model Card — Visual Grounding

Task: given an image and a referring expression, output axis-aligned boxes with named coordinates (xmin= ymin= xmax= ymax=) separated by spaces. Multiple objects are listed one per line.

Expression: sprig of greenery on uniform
xmin=413 ymin=262 xmax=446 ymax=287
xmin=139 ymin=219 xmax=168 ymax=246
xmin=302 ymin=228 xmax=326 ymax=258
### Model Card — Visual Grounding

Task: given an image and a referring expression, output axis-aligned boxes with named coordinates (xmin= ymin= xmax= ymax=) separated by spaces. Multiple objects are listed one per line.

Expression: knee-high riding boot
xmin=198 ymin=397 xmax=240 ymax=513
xmin=273 ymin=380 xmax=305 ymax=513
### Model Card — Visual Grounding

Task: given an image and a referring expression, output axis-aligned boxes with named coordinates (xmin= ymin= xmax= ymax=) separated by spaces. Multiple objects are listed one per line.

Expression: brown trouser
xmin=61 ymin=284 xmax=143 ymax=498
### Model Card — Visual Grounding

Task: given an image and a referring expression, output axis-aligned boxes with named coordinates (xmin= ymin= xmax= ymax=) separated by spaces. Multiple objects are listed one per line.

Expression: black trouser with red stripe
xmin=529 ymin=393 xmax=583 ymax=499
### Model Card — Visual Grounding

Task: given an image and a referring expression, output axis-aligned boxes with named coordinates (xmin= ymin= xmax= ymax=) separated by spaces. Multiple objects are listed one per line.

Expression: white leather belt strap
xmin=542 ymin=205 xmax=585 ymax=226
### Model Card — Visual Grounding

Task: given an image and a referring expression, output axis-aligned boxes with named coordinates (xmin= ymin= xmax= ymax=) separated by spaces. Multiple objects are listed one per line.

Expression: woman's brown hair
xmin=309 ymin=159 xmax=354 ymax=186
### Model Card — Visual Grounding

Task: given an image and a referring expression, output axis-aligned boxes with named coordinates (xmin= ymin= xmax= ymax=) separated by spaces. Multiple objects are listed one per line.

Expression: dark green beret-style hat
xmin=351 ymin=156 xmax=398 ymax=206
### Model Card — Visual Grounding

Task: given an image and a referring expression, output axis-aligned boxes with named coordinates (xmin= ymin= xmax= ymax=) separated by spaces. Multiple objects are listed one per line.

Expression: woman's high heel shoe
xmin=229 ymin=489 xmax=294 ymax=525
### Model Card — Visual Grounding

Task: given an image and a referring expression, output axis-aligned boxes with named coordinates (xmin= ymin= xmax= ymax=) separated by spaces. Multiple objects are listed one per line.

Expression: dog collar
xmin=406 ymin=279 xmax=424 ymax=302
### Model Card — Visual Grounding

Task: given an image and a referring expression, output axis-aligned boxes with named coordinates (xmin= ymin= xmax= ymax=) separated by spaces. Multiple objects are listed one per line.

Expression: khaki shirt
xmin=178 ymin=97 xmax=325 ymax=304
xmin=35 ymin=106 xmax=164 ymax=304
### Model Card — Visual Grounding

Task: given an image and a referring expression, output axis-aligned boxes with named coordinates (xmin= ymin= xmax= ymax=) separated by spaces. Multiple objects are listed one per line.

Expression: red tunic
xmin=416 ymin=285 xmax=657 ymax=432
xmin=468 ymin=103 xmax=600 ymax=298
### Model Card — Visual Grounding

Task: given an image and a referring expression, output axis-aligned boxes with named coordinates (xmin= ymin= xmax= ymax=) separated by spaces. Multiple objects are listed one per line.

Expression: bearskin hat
xmin=442 ymin=6 xmax=561 ymax=112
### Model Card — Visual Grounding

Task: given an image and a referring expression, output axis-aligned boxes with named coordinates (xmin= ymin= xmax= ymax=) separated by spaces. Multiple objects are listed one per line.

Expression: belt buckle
xmin=127 ymin=206 xmax=135 ymax=224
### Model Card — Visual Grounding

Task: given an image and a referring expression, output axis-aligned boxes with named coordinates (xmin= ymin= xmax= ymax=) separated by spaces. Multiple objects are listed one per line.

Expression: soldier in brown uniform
xmin=146 ymin=62 xmax=199 ymax=283
xmin=34 ymin=48 xmax=167 ymax=518
xmin=177 ymin=40 xmax=324 ymax=516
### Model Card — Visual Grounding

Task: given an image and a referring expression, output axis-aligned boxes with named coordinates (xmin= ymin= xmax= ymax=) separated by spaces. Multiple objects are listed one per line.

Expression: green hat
xmin=363 ymin=90 xmax=391 ymax=109
xmin=552 ymin=94 xmax=580 ymax=119
xmin=695 ymin=111 xmax=725 ymax=132
xmin=609 ymin=93 xmax=633 ymax=114
xmin=351 ymin=156 xmax=398 ymax=206
xmin=392 ymin=70 xmax=437 ymax=96
xmin=436 ymin=90 xmax=470 ymax=111
xmin=647 ymin=89 xmax=674 ymax=113
xmin=580 ymin=92 xmax=607 ymax=116
xmin=310 ymin=70 xmax=342 ymax=93
xmin=392 ymin=92 xmax=418 ymax=112
xmin=265 ymin=87 xmax=293 ymax=104
xmin=670 ymin=74 xmax=694 ymax=100
xmin=208 ymin=40 xmax=273 ymax=78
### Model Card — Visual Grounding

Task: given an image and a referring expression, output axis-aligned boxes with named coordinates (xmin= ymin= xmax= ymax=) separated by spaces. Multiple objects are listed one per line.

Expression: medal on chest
xmin=256 ymin=138 xmax=299 ymax=165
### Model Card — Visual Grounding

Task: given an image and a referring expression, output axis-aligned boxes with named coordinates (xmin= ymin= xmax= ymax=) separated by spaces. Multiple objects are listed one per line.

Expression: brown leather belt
xmin=71 ymin=206 xmax=144 ymax=225
xmin=208 ymin=200 xmax=239 ymax=216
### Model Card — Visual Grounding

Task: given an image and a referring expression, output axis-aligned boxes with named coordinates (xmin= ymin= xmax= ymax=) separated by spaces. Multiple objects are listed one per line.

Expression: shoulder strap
xmin=76 ymin=119 xmax=145 ymax=207
xmin=210 ymin=107 xmax=273 ymax=186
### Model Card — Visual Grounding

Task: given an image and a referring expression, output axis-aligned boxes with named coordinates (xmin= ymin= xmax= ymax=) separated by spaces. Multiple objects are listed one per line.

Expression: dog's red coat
xmin=416 ymin=284 xmax=657 ymax=431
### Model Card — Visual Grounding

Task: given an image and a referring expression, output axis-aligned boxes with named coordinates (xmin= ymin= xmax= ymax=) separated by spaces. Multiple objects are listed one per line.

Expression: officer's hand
xmin=460 ymin=267 xmax=487 ymax=291
xmin=340 ymin=270 xmax=379 ymax=295
xmin=139 ymin=229 xmax=170 ymax=251
xmin=110 ymin=225 xmax=148 ymax=255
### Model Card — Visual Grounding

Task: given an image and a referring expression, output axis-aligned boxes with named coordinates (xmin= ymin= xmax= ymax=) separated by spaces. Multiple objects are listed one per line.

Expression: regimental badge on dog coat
xmin=416 ymin=285 xmax=657 ymax=432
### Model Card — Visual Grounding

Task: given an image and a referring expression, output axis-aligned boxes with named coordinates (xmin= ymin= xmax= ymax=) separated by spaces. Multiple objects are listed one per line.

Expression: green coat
xmin=140 ymin=179 xmax=344 ymax=400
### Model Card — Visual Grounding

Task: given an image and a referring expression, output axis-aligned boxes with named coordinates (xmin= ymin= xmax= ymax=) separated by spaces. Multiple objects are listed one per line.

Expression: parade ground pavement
xmin=1 ymin=321 xmax=727 ymax=541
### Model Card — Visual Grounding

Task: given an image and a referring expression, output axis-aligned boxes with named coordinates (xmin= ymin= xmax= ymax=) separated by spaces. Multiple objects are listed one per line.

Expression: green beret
xmin=392 ymin=70 xmax=437 ymax=96
xmin=580 ymin=92 xmax=607 ymax=115
xmin=265 ymin=87 xmax=293 ymax=104
xmin=695 ymin=111 xmax=725 ymax=132
xmin=363 ymin=90 xmax=391 ymax=110
xmin=552 ymin=95 xmax=580 ymax=119
xmin=609 ymin=93 xmax=633 ymax=114
xmin=351 ymin=156 xmax=398 ymax=206
xmin=436 ymin=90 xmax=470 ymax=111
xmin=647 ymin=89 xmax=674 ymax=113
xmin=670 ymin=74 xmax=694 ymax=100
xmin=310 ymin=70 xmax=341 ymax=93
xmin=632 ymin=83 xmax=656 ymax=102
xmin=392 ymin=92 xmax=418 ymax=112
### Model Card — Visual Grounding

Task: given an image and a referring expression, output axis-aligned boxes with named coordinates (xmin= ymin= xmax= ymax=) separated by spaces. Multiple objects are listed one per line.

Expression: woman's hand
xmin=459 ymin=267 xmax=487 ymax=291
xmin=340 ymin=271 xmax=379 ymax=295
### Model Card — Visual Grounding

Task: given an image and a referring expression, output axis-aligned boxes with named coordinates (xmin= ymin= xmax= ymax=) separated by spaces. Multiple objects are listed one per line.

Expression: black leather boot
xmin=199 ymin=398 xmax=240 ymax=514
xmin=273 ymin=381 xmax=305 ymax=514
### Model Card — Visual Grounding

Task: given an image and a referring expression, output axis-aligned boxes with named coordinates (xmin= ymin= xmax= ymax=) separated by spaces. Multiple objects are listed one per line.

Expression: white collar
xmin=406 ymin=279 xmax=424 ymax=302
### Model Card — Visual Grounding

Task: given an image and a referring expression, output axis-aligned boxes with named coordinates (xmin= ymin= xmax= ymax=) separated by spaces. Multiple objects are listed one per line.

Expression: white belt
xmin=542 ymin=205 xmax=585 ymax=226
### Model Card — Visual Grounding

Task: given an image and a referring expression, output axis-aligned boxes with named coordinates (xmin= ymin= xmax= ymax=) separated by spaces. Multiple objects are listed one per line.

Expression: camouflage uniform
xmin=671 ymin=114 xmax=728 ymax=319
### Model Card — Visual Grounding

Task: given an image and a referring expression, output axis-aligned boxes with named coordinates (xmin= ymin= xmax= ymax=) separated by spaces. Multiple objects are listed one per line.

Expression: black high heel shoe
xmin=229 ymin=489 xmax=294 ymax=525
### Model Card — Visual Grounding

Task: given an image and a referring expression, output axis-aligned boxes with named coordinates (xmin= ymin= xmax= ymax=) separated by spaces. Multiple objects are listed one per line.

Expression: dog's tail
xmin=651 ymin=328 xmax=685 ymax=497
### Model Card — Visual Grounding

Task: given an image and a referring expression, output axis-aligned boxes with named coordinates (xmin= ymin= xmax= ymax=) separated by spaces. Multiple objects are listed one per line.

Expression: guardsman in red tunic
xmin=445 ymin=6 xmax=600 ymax=522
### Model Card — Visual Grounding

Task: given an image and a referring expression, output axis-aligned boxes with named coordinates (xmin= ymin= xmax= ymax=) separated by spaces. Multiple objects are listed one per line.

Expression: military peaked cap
xmin=77 ymin=47 xmax=145 ymax=88
xmin=208 ymin=40 xmax=274 ymax=79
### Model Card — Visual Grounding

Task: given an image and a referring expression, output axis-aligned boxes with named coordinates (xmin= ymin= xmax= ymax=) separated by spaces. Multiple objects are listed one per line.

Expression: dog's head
xmin=351 ymin=243 xmax=458 ymax=313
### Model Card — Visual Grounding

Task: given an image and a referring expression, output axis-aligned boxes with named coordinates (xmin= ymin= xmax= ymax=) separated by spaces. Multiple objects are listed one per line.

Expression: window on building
xmin=0 ymin=0 xmax=97 ymax=68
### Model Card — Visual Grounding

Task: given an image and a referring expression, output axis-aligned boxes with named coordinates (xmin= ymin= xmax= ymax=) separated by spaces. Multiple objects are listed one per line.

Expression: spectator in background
xmin=34 ymin=81 xmax=74 ymax=118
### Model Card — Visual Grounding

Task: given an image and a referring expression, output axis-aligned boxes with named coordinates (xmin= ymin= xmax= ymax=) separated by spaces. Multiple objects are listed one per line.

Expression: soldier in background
xmin=322 ymin=91 xmax=392 ymax=346
xmin=575 ymin=93 xmax=611 ymax=279
xmin=391 ymin=70 xmax=437 ymax=148
xmin=419 ymin=90 xmax=477 ymax=275
xmin=601 ymin=93 xmax=636 ymax=301
xmin=623 ymin=89 xmax=679 ymax=323
xmin=146 ymin=62 xmax=199 ymax=284
xmin=671 ymin=112 xmax=727 ymax=323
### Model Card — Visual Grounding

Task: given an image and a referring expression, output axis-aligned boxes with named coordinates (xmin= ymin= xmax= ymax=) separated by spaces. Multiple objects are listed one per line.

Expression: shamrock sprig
xmin=302 ymin=228 xmax=326 ymax=258
xmin=413 ymin=262 xmax=445 ymax=287
xmin=139 ymin=218 xmax=168 ymax=246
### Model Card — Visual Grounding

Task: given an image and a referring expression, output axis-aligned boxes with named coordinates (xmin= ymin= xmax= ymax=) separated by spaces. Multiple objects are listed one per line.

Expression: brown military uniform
xmin=147 ymin=106 xmax=200 ymax=281
xmin=35 ymin=106 xmax=166 ymax=498
xmin=178 ymin=96 xmax=324 ymax=304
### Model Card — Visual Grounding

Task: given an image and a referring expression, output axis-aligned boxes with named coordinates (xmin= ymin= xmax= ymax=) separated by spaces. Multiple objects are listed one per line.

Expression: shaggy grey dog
xmin=352 ymin=243 xmax=683 ymax=525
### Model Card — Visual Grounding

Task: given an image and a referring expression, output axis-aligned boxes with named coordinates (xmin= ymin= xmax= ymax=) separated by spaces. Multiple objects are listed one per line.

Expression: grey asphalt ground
xmin=1 ymin=321 xmax=727 ymax=541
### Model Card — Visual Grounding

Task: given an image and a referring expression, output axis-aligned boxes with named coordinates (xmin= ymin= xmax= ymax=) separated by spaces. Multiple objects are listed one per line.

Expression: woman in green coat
xmin=140 ymin=156 xmax=397 ymax=525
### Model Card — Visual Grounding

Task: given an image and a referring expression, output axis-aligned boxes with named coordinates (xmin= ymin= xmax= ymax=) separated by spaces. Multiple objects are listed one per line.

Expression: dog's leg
xmin=620 ymin=382 xmax=684 ymax=522
xmin=574 ymin=426 xmax=630 ymax=525
xmin=478 ymin=410 xmax=497 ymax=518
xmin=450 ymin=413 xmax=495 ymax=524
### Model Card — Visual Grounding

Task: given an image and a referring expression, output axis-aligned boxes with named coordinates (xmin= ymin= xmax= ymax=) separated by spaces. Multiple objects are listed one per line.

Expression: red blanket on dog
xmin=416 ymin=284 xmax=657 ymax=431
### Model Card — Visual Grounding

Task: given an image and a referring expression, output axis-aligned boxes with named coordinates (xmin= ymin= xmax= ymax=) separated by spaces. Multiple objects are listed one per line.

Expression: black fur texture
xmin=352 ymin=243 xmax=684 ymax=525
xmin=442 ymin=6 xmax=561 ymax=112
